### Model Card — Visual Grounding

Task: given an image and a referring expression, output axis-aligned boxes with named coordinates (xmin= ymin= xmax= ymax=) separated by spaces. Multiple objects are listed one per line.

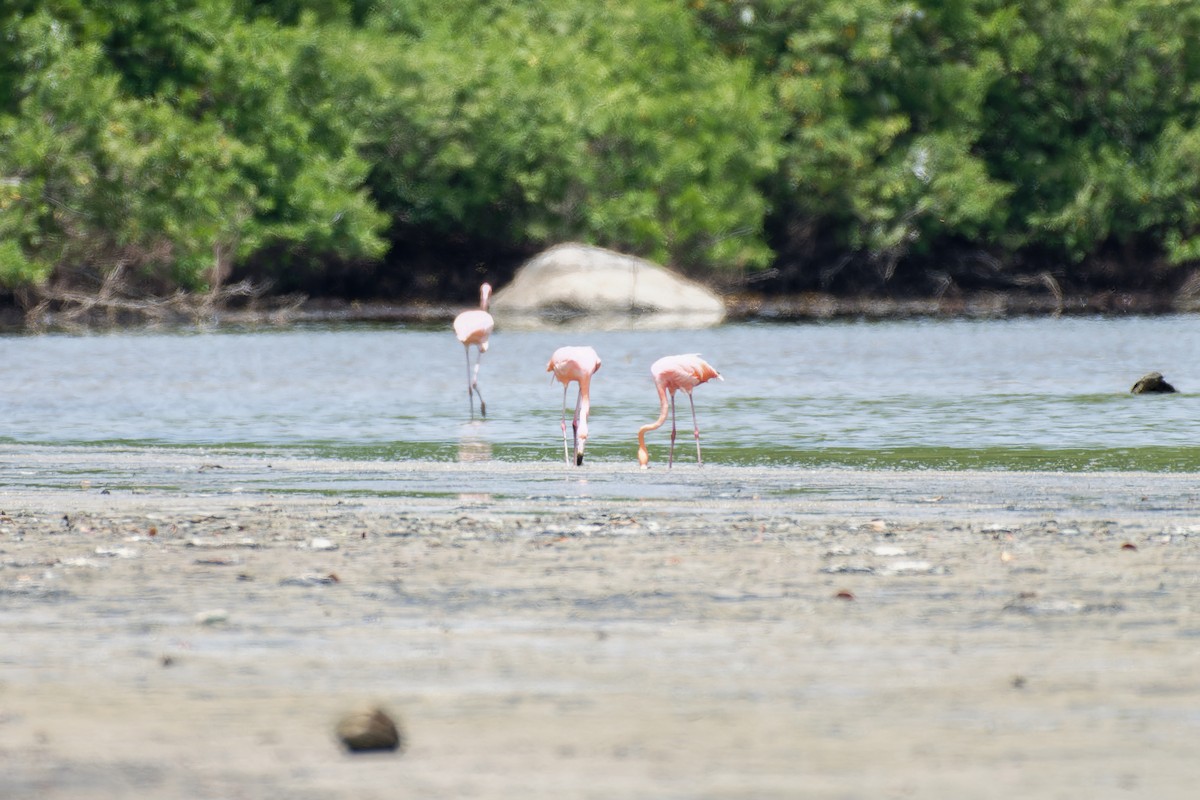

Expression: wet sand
xmin=2 ymin=446 xmax=1199 ymax=799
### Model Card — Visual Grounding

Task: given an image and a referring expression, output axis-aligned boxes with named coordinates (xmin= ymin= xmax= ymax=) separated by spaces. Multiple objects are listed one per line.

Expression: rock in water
xmin=489 ymin=242 xmax=725 ymax=329
xmin=1130 ymin=372 xmax=1177 ymax=394
xmin=336 ymin=707 xmax=403 ymax=753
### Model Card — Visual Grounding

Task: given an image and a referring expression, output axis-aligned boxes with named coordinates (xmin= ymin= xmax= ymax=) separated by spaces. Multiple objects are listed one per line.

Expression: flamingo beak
xmin=637 ymin=446 xmax=649 ymax=469
xmin=575 ymin=435 xmax=587 ymax=466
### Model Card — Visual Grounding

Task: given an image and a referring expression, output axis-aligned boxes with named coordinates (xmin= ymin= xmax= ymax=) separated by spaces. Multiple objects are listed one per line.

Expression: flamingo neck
xmin=576 ymin=376 xmax=592 ymax=425
xmin=575 ymin=377 xmax=592 ymax=461
xmin=636 ymin=383 xmax=669 ymax=467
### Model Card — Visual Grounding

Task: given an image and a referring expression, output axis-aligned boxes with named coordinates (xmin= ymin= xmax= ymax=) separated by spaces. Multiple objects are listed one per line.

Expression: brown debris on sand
xmin=336 ymin=707 xmax=403 ymax=754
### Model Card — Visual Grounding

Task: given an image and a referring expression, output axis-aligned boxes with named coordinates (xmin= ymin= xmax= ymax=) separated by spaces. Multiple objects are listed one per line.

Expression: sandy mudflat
xmin=2 ymin=446 xmax=1200 ymax=799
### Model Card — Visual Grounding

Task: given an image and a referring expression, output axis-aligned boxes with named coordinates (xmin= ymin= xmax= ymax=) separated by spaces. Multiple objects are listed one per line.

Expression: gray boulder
xmin=490 ymin=243 xmax=726 ymax=329
xmin=1130 ymin=372 xmax=1178 ymax=394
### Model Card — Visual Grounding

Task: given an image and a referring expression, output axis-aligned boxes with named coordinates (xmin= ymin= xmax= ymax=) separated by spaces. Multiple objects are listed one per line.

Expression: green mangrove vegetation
xmin=2 ymin=0 xmax=1199 ymax=310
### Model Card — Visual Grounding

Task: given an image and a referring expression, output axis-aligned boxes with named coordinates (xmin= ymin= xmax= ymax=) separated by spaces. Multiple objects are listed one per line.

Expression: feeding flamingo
xmin=637 ymin=354 xmax=722 ymax=469
xmin=547 ymin=346 xmax=601 ymax=466
xmin=453 ymin=283 xmax=494 ymax=419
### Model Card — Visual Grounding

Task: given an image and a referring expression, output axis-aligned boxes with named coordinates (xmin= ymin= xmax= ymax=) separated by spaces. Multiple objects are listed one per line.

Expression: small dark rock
xmin=337 ymin=707 xmax=403 ymax=753
xmin=1131 ymin=372 xmax=1177 ymax=394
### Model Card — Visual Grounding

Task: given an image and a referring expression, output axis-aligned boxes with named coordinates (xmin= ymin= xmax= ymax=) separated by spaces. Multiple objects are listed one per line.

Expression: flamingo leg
xmin=472 ymin=349 xmax=487 ymax=418
xmin=560 ymin=383 xmax=571 ymax=466
xmin=668 ymin=393 xmax=678 ymax=469
xmin=573 ymin=388 xmax=583 ymax=466
xmin=688 ymin=392 xmax=703 ymax=466
xmin=464 ymin=345 xmax=475 ymax=418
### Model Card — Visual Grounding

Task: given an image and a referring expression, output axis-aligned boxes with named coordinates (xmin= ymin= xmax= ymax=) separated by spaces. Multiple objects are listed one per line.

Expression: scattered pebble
xmin=1003 ymin=597 xmax=1124 ymax=616
xmin=194 ymin=557 xmax=240 ymax=566
xmin=878 ymin=560 xmax=941 ymax=576
xmin=195 ymin=609 xmax=229 ymax=626
xmin=280 ymin=573 xmax=340 ymax=586
xmin=308 ymin=537 xmax=338 ymax=551
xmin=186 ymin=537 xmax=261 ymax=549
xmin=336 ymin=707 xmax=403 ymax=753
xmin=1004 ymin=598 xmax=1083 ymax=615
xmin=94 ymin=547 xmax=139 ymax=559
xmin=820 ymin=564 xmax=875 ymax=575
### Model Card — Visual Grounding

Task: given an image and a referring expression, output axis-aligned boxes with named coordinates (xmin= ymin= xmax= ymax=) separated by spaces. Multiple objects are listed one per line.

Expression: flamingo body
xmin=547 ymin=346 xmax=601 ymax=465
xmin=637 ymin=354 xmax=722 ymax=469
xmin=454 ymin=283 xmax=494 ymax=418
xmin=453 ymin=310 xmax=493 ymax=350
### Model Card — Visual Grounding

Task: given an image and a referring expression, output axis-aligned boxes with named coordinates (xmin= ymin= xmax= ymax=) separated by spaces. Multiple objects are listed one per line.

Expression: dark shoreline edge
xmin=1 ymin=287 xmax=1195 ymax=332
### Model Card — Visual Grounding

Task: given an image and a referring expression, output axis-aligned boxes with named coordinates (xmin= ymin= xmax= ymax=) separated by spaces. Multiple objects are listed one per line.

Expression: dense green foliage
xmin=0 ymin=1 xmax=386 ymax=295
xmin=2 ymin=0 xmax=1199 ymax=301
xmin=692 ymin=0 xmax=1200 ymax=291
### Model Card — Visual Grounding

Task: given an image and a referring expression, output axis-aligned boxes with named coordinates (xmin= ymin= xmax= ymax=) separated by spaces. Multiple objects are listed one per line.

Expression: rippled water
xmin=4 ymin=317 xmax=1199 ymax=470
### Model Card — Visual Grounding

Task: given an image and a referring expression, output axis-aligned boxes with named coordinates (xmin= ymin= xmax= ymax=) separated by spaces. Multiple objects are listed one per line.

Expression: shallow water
xmin=4 ymin=317 xmax=1199 ymax=470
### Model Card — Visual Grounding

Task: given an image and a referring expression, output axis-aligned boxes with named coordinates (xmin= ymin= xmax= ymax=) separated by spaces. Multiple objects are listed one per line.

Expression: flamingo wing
xmin=652 ymin=354 xmax=720 ymax=391
xmin=548 ymin=346 xmax=601 ymax=383
xmin=455 ymin=310 xmax=494 ymax=348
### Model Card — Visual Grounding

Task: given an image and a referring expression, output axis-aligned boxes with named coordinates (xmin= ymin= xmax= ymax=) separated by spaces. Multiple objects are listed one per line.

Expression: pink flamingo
xmin=453 ymin=283 xmax=494 ymax=418
xmin=547 ymin=346 xmax=601 ymax=466
xmin=637 ymin=354 xmax=722 ymax=469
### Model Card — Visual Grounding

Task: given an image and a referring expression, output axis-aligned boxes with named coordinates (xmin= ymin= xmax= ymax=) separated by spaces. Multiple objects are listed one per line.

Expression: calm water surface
xmin=4 ymin=317 xmax=1199 ymax=470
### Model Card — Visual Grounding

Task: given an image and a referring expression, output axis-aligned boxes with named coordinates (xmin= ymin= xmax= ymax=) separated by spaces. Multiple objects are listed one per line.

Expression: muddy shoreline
xmin=2 ymin=447 xmax=1199 ymax=798
xmin=294 ymin=287 xmax=1188 ymax=325
xmin=2 ymin=286 xmax=1194 ymax=332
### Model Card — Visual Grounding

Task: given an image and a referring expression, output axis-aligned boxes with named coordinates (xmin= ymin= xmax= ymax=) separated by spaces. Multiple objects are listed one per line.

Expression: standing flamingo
xmin=547 ymin=346 xmax=601 ymax=466
xmin=453 ymin=283 xmax=494 ymax=419
xmin=637 ymin=354 xmax=722 ymax=469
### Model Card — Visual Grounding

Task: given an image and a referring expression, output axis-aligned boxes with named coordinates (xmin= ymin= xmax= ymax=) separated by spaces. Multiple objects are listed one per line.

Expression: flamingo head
xmin=479 ymin=283 xmax=493 ymax=310
xmin=637 ymin=443 xmax=650 ymax=469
